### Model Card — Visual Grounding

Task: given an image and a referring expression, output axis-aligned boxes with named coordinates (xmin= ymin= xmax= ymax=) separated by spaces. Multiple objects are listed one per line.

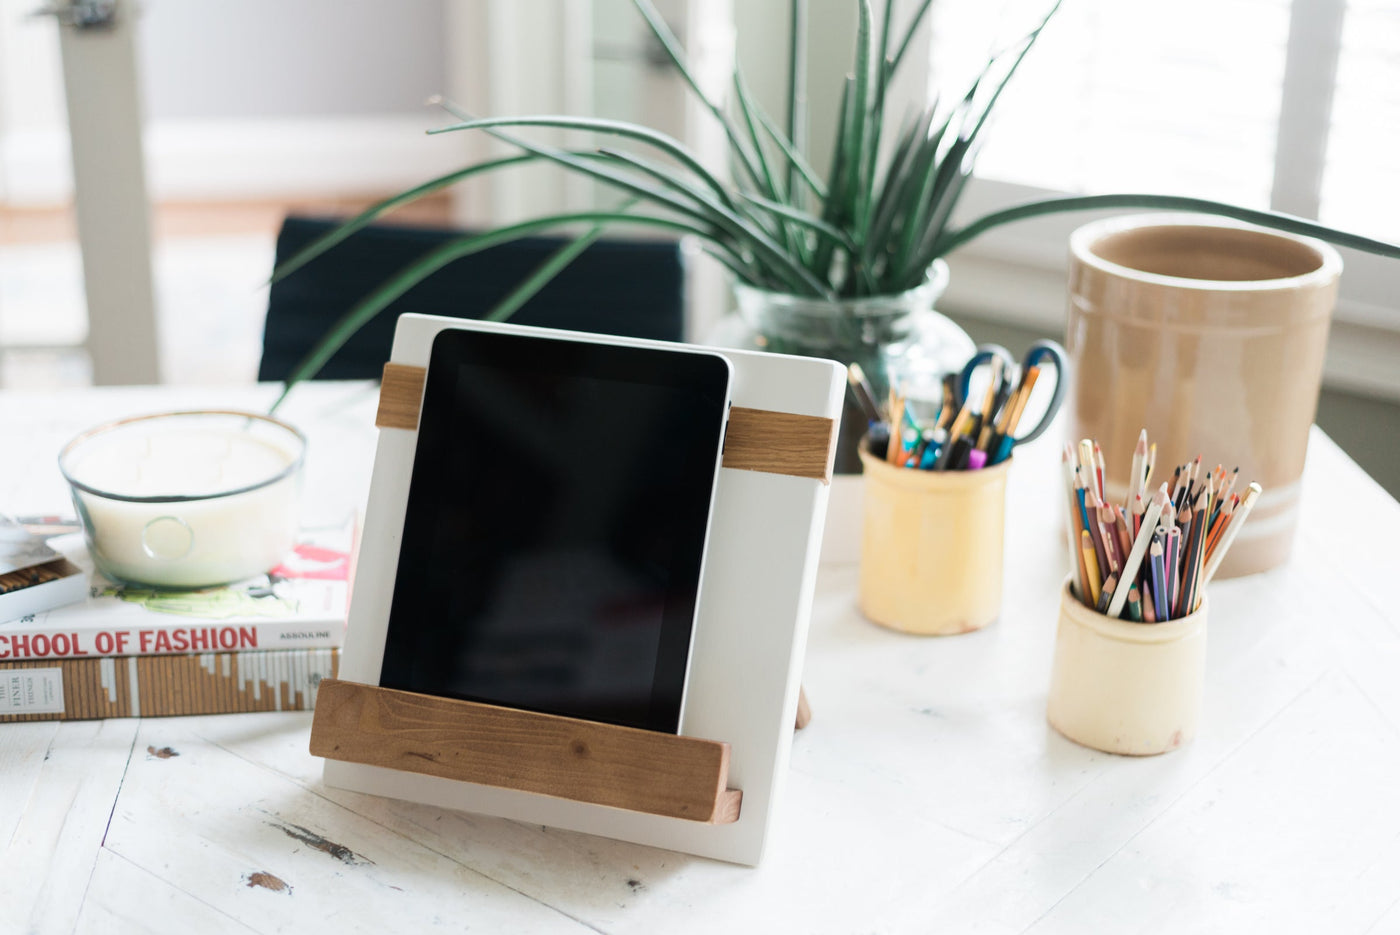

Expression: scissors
xmin=953 ymin=339 xmax=1067 ymax=447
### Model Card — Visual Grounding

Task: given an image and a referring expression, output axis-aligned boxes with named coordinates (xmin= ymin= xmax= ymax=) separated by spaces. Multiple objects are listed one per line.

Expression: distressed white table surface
xmin=2 ymin=381 xmax=1398 ymax=934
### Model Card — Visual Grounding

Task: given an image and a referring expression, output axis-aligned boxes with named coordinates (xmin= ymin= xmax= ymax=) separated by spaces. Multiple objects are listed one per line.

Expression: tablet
xmin=379 ymin=327 xmax=732 ymax=733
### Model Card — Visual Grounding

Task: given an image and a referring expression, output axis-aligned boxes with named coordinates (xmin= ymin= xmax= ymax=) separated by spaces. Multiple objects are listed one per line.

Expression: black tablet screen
xmin=380 ymin=328 xmax=730 ymax=733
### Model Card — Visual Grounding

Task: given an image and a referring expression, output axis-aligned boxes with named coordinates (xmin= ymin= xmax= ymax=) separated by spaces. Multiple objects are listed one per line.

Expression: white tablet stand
xmin=312 ymin=315 xmax=844 ymax=866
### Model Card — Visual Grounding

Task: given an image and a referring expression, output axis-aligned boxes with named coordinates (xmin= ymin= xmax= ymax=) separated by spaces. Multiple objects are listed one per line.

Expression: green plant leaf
xmin=752 ymin=97 xmax=828 ymax=200
xmin=428 ymin=113 xmax=737 ymax=209
xmin=594 ymin=146 xmax=776 ymax=244
xmin=815 ymin=78 xmax=855 ymax=287
xmin=270 ymin=152 xmax=542 ymax=285
xmin=888 ymin=91 xmax=974 ymax=278
xmin=269 ymin=210 xmax=724 ymax=413
xmin=872 ymin=0 xmax=897 ymax=139
xmin=848 ymin=0 xmax=877 ymax=242
xmin=863 ymin=104 xmax=938 ymax=277
xmin=737 ymin=192 xmax=857 ymax=252
xmin=732 ymin=70 xmax=806 ymax=261
xmin=630 ymin=0 xmax=766 ymax=192
xmin=891 ymin=1 xmax=1057 ymax=283
xmin=484 ymin=200 xmax=639 ymax=323
xmin=889 ymin=0 xmax=935 ymax=74
xmin=731 ymin=70 xmax=785 ymax=203
xmin=594 ymin=146 xmax=830 ymax=295
xmin=963 ymin=0 xmax=1063 ymax=144
xmin=897 ymin=133 xmax=979 ymax=282
xmin=701 ymin=242 xmax=773 ymax=286
xmin=934 ymin=194 xmax=1400 ymax=260
xmin=878 ymin=0 xmax=897 ymax=78
xmin=786 ymin=0 xmax=809 ymax=203
xmin=430 ymin=101 xmax=829 ymax=296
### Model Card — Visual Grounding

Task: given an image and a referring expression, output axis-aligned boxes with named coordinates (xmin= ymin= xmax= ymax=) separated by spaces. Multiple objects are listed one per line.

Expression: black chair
xmin=258 ymin=216 xmax=686 ymax=382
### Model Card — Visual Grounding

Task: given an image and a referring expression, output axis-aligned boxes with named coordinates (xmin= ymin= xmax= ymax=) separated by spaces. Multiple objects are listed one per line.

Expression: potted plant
xmin=271 ymin=0 xmax=1400 ymax=474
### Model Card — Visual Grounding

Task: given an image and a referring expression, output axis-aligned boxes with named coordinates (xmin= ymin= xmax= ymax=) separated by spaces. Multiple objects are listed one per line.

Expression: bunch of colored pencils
xmin=851 ymin=358 xmax=1041 ymax=471
xmin=1062 ymin=430 xmax=1262 ymax=621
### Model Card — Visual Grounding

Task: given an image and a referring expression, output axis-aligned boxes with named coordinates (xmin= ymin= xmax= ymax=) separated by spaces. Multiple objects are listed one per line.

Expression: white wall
xmin=733 ymin=0 xmax=855 ymax=183
xmin=0 ymin=0 xmax=457 ymax=205
xmin=137 ymin=0 xmax=446 ymax=121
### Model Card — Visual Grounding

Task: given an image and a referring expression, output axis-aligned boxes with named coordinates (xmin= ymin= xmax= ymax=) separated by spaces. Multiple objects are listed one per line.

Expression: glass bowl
xmin=58 ymin=410 xmax=306 ymax=588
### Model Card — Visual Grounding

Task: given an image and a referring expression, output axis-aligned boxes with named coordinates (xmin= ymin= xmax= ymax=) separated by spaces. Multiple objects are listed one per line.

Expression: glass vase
xmin=710 ymin=261 xmax=975 ymax=474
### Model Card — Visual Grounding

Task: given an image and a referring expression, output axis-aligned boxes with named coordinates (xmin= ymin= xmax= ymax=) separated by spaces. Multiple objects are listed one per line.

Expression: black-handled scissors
xmin=953 ymin=339 xmax=1067 ymax=446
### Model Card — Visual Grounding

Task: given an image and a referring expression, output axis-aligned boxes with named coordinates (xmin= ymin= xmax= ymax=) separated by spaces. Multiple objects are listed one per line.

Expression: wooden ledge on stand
xmin=310 ymin=679 xmax=743 ymax=824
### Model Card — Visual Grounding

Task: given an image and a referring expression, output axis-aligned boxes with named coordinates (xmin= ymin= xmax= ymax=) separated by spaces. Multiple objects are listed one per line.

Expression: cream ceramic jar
xmin=1047 ymin=579 xmax=1207 ymax=755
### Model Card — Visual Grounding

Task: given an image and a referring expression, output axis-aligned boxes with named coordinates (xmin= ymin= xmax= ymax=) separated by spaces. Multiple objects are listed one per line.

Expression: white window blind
xmin=919 ymin=0 xmax=1400 ymax=402
xmin=927 ymin=0 xmax=1291 ymax=209
xmin=928 ymin=0 xmax=1399 ymax=243
xmin=1319 ymin=0 xmax=1400 ymax=242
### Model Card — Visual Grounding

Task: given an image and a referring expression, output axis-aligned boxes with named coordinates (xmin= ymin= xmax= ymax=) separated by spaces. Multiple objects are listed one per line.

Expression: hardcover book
xmin=0 ymin=515 xmax=88 ymax=622
xmin=0 ymin=647 xmax=339 ymax=721
xmin=0 ymin=519 xmax=353 ymax=661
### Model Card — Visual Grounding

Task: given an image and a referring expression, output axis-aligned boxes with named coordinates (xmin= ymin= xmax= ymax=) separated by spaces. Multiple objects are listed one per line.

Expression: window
xmin=1319 ymin=0 xmax=1400 ymax=242
xmin=930 ymin=0 xmax=1291 ymax=210
xmin=923 ymin=0 xmax=1400 ymax=399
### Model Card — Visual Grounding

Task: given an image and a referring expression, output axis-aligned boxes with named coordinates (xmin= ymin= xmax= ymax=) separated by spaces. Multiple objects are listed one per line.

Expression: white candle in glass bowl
xmin=59 ymin=411 xmax=306 ymax=588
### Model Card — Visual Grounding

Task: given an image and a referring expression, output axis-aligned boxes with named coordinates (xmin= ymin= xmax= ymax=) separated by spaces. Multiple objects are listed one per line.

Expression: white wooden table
xmin=3 ymin=381 xmax=1399 ymax=934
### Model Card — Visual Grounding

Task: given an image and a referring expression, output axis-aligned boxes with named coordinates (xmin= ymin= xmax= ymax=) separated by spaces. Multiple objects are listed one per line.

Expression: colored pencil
xmin=1097 ymin=573 xmax=1117 ymax=614
xmin=1150 ymin=539 xmax=1167 ymax=621
xmin=1081 ymin=529 xmax=1102 ymax=607
xmin=1093 ymin=442 xmax=1106 ymax=502
xmin=1063 ymin=444 xmax=1088 ymax=600
xmin=1126 ymin=584 xmax=1144 ymax=622
xmin=1126 ymin=429 xmax=1148 ymax=512
xmin=885 ymin=389 xmax=905 ymax=463
xmin=1106 ymin=484 xmax=1166 ymax=619
xmin=1165 ymin=525 xmax=1181 ymax=618
xmin=1112 ymin=505 xmax=1134 ymax=563
xmin=1079 ymin=439 xmax=1097 ymax=498
xmin=1063 ymin=433 xmax=1259 ymax=622
xmin=1201 ymin=482 xmax=1262 ymax=587
xmin=1086 ymin=489 xmax=1113 ymax=581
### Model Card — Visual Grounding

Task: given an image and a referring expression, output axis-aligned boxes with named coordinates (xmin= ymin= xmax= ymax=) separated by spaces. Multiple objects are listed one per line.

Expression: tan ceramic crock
xmin=1066 ymin=215 xmax=1341 ymax=578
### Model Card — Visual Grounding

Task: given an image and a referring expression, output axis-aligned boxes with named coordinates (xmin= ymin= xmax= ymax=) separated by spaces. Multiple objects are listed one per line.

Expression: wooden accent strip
xmin=723 ymin=406 xmax=837 ymax=484
xmin=376 ymin=362 xmax=426 ymax=431
xmin=376 ymin=363 xmax=837 ymax=483
xmin=794 ymin=687 xmax=812 ymax=730
xmin=309 ymin=679 xmax=742 ymax=824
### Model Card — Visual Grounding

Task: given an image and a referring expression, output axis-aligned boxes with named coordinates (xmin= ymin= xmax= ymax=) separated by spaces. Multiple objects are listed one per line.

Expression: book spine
xmin=0 ymin=648 xmax=340 ymax=721
xmin=0 ymin=619 xmax=343 ymax=661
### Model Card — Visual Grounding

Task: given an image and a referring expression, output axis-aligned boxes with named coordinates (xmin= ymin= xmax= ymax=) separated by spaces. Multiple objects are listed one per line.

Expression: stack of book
xmin=0 ymin=519 xmax=352 ymax=722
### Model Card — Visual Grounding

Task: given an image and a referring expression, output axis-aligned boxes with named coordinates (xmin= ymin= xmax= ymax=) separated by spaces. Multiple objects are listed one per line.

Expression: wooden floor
xmin=0 ymin=193 xmax=455 ymax=245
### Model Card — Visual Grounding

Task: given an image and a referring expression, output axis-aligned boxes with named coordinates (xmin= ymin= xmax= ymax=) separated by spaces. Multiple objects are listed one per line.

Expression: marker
xmin=918 ymin=428 xmax=947 ymax=470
